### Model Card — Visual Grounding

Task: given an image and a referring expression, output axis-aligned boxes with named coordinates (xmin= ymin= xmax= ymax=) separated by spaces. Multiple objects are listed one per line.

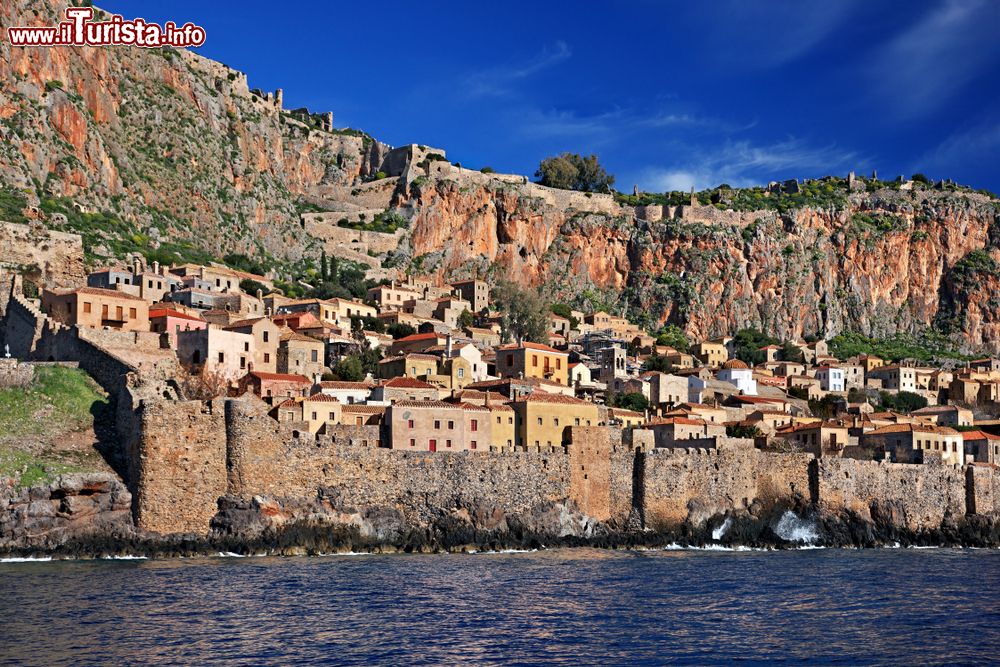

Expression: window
xmin=409 ymin=439 xmax=415 ymax=447
xmin=83 ymin=302 xmax=91 ymax=314
xmin=411 ymin=367 xmax=417 ymax=376
xmin=532 ymin=355 xmax=538 ymax=368
xmin=311 ymin=412 xmax=317 ymax=420
xmin=508 ymin=417 xmax=513 ymax=425
xmin=240 ymin=357 xmax=246 ymax=369
xmin=574 ymin=418 xmax=581 ymax=426
xmin=116 ymin=306 xmax=124 ymax=319
xmin=506 ymin=356 xmax=513 ymax=367
xmin=457 ymin=368 xmax=465 ymax=378
xmin=471 ymin=419 xmax=478 ymax=432
xmin=554 ymin=418 xmax=560 ymax=426
xmin=355 ymin=417 xmax=362 ymax=426
xmin=556 ymin=358 xmax=561 ymax=369
xmin=244 ymin=342 xmax=250 ymax=352
xmin=408 ymin=419 xmax=414 ymax=429
xmin=537 ymin=417 xmax=543 ymax=425
xmin=434 ymin=420 xmax=441 ymax=429
xmin=328 ymin=412 xmax=335 ymax=420
xmin=446 ymin=440 xmax=452 ymax=448
xmin=448 ymin=421 xmax=454 ymax=430
xmin=311 ymin=350 xmax=318 ymax=362
xmin=471 ymin=441 xmax=477 ymax=450
xmin=264 ymin=353 xmax=270 ymax=363
xmin=101 ymin=304 xmax=108 ymax=318
xmin=497 ymin=417 xmax=501 ymax=424
xmin=263 ymin=331 xmax=269 ymax=343
xmin=218 ymin=352 xmax=225 ymax=363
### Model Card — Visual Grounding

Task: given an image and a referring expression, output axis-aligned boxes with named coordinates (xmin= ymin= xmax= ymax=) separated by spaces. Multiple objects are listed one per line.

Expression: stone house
xmin=758 ymin=345 xmax=781 ymax=363
xmin=487 ymin=403 xmax=516 ymax=449
xmin=867 ymin=365 xmax=917 ymax=393
xmin=301 ymin=394 xmax=343 ymax=433
xmin=433 ymin=295 xmax=472 ymax=329
xmin=177 ymin=326 xmax=254 ymax=379
xmin=149 ymin=308 xmax=207 ymax=349
xmin=42 ymin=287 xmax=149 ymax=332
xmin=962 ymin=430 xmax=1000 ymax=464
xmin=450 ymin=279 xmax=490 ymax=313
xmin=774 ymin=421 xmax=849 ymax=455
xmin=665 ymin=351 xmax=695 ymax=369
xmin=608 ymin=408 xmax=646 ymax=428
xmin=464 ymin=326 xmax=501 ymax=348
xmin=550 ymin=314 xmax=571 ymax=337
xmin=389 ymin=332 xmax=448 ymax=356
xmin=861 ymin=423 xmax=964 ymax=465
xmin=236 ymin=371 xmax=311 ymax=403
xmin=910 ymin=405 xmax=974 ymax=427
xmin=341 ymin=404 xmax=387 ymax=426
xmin=767 ymin=361 xmax=806 ymax=377
xmin=644 ymin=417 xmax=726 ymax=448
xmin=314 ymin=380 xmax=374 ymax=404
xmin=815 ymin=366 xmax=845 ymax=393
xmin=641 ymin=371 xmax=688 ymax=413
xmin=510 ymin=391 xmax=600 ymax=450
xmin=372 ymin=376 xmax=440 ymax=402
xmin=367 ymin=282 xmax=422 ymax=312
xmin=224 ymin=317 xmax=280 ymax=373
xmin=691 ymin=341 xmax=728 ymax=367
xmin=278 ymin=330 xmax=326 ymax=378
xmin=495 ymin=342 xmax=570 ymax=386
xmin=378 ymin=353 xmax=439 ymax=380
xmin=716 ymin=359 xmax=757 ymax=395
xmin=387 ymin=400 xmax=491 ymax=451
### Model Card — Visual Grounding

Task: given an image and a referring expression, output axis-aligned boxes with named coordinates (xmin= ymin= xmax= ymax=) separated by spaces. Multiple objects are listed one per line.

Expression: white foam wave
xmin=774 ymin=511 xmax=820 ymax=544
xmin=712 ymin=517 xmax=732 ymax=540
xmin=0 ymin=556 xmax=53 ymax=563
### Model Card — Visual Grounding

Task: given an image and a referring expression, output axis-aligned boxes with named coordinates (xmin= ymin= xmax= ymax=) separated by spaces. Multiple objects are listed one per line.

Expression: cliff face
xmin=0 ymin=0 xmax=388 ymax=260
xmin=398 ymin=170 xmax=1000 ymax=353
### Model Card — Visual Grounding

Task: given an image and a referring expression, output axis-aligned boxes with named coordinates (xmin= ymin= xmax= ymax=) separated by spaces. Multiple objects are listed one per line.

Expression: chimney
xmin=256 ymin=288 xmax=263 ymax=300
xmin=446 ymin=333 xmax=453 ymax=357
xmin=133 ymin=259 xmax=141 ymax=275
xmin=153 ymin=260 xmax=160 ymax=275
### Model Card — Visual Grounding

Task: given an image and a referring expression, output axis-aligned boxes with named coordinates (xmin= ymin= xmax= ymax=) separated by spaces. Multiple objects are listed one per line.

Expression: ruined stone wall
xmin=301 ymin=214 xmax=405 ymax=254
xmin=134 ymin=399 xmax=228 ymax=534
xmin=966 ymin=465 xmax=996 ymax=516
xmin=0 ymin=222 xmax=86 ymax=289
xmin=815 ymin=457 xmax=966 ymax=531
xmin=641 ymin=444 xmax=813 ymax=531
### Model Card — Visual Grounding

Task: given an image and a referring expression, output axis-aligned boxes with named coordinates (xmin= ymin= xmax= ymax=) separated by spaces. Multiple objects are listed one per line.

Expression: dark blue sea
xmin=1 ymin=547 xmax=998 ymax=666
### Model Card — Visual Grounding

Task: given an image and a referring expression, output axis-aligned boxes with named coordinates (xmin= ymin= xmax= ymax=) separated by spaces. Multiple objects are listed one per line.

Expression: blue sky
xmin=101 ymin=0 xmax=1000 ymax=192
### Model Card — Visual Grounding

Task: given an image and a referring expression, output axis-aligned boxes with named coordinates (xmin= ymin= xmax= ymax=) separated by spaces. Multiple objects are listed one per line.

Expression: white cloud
xmin=866 ymin=0 xmax=1000 ymax=118
xmin=919 ymin=121 xmax=1000 ymax=171
xmin=630 ymin=138 xmax=863 ymax=191
xmin=463 ymin=41 xmax=571 ymax=98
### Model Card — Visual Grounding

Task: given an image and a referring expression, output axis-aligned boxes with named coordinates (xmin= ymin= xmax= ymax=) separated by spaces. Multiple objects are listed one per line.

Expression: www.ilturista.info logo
xmin=7 ymin=7 xmax=206 ymax=48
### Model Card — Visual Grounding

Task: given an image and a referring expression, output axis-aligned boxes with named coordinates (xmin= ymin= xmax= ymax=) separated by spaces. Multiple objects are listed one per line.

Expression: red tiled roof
xmin=962 ymin=430 xmax=1000 ymax=441
xmin=391 ymin=399 xmax=457 ymax=409
xmin=224 ymin=317 xmax=266 ymax=329
xmin=518 ymin=391 xmax=592 ymax=406
xmin=497 ymin=341 xmax=568 ymax=355
xmin=342 ymin=404 xmax=387 ymax=414
xmin=248 ymin=371 xmax=310 ymax=383
xmin=867 ymin=423 xmax=959 ymax=436
xmin=49 ymin=286 xmax=146 ymax=302
xmin=304 ymin=394 xmax=341 ymax=403
xmin=318 ymin=380 xmax=374 ymax=390
xmin=395 ymin=332 xmax=443 ymax=343
xmin=382 ymin=377 xmax=437 ymax=389
xmin=648 ymin=417 xmax=707 ymax=427
xmin=148 ymin=308 xmax=204 ymax=322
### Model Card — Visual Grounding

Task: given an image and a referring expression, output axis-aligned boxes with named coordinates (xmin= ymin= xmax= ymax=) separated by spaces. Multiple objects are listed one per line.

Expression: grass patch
xmin=0 ymin=366 xmax=108 ymax=440
xmin=0 ymin=449 xmax=84 ymax=488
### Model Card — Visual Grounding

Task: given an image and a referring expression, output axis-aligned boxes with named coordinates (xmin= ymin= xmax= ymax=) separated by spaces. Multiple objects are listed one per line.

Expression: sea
xmin=1 ymin=547 xmax=998 ymax=666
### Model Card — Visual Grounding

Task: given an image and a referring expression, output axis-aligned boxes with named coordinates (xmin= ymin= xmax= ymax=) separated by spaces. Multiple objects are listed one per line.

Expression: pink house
xmin=149 ymin=308 xmax=208 ymax=349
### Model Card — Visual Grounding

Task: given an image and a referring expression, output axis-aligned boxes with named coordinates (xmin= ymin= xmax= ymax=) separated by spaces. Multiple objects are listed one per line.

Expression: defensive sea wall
xmin=119 ymin=396 xmax=1000 ymax=552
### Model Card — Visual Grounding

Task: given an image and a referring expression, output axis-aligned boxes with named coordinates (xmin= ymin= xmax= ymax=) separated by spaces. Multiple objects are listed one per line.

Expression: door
xmin=429 ymin=439 xmax=437 ymax=452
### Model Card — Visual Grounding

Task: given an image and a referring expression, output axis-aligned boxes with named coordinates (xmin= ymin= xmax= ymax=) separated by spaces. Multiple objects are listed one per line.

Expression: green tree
xmin=332 ymin=356 xmax=364 ymax=381
xmin=655 ymin=325 xmax=688 ymax=352
xmin=781 ymin=341 xmax=804 ymax=363
xmin=734 ymin=328 xmax=776 ymax=365
xmin=493 ymin=281 xmax=549 ymax=343
xmin=550 ymin=303 xmax=580 ymax=329
xmin=239 ymin=278 xmax=267 ymax=296
xmin=643 ymin=353 xmax=675 ymax=373
xmin=458 ymin=309 xmax=474 ymax=329
xmin=613 ymin=392 xmax=649 ymax=412
xmin=726 ymin=424 xmax=763 ymax=439
xmin=879 ymin=390 xmax=928 ymax=413
xmin=387 ymin=322 xmax=416 ymax=340
xmin=535 ymin=153 xmax=615 ymax=192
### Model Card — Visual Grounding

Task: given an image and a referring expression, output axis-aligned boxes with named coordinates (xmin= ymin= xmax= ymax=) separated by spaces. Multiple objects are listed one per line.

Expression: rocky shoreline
xmin=4 ymin=473 xmax=1000 ymax=561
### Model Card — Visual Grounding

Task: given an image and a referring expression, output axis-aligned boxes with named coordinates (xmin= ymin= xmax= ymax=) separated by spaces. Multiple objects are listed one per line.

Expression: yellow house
xmin=496 ymin=342 xmax=570 ymax=386
xmin=301 ymin=394 xmax=342 ymax=433
xmin=378 ymin=353 xmax=439 ymax=380
xmin=511 ymin=391 xmax=601 ymax=450
xmin=487 ymin=403 xmax=516 ymax=449
xmin=691 ymin=341 xmax=728 ymax=367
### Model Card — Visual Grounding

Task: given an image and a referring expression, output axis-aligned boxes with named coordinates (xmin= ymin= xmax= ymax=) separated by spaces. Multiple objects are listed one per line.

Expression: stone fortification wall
xmin=816 ymin=457 xmax=966 ymax=531
xmin=301 ymin=214 xmax=405 ymax=254
xmin=134 ymin=399 xmax=228 ymax=534
xmin=640 ymin=444 xmax=814 ymax=530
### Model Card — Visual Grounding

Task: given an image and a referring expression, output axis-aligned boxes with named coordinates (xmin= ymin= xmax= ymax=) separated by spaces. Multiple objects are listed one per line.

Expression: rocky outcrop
xmin=0 ymin=473 xmax=133 ymax=554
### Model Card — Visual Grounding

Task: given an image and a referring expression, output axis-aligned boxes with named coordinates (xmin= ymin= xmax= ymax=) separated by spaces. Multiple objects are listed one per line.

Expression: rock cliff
xmin=4 ymin=0 xmax=1000 ymax=352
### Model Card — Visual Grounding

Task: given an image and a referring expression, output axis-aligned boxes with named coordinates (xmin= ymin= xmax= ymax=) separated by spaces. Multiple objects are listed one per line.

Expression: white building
xmin=815 ymin=366 xmax=845 ymax=393
xmin=716 ymin=359 xmax=757 ymax=396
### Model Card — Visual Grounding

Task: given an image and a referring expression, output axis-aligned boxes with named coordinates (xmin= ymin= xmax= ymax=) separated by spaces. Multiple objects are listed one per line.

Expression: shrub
xmin=535 ymin=153 xmax=615 ymax=193
xmin=480 ymin=166 xmax=496 ymax=174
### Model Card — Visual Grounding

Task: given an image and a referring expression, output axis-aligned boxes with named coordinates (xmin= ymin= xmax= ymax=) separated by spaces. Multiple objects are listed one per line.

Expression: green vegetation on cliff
xmin=828 ymin=330 xmax=968 ymax=363
xmin=0 ymin=366 xmax=110 ymax=488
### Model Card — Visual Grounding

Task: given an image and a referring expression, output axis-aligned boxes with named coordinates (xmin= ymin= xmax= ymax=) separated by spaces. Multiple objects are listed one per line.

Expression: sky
xmin=101 ymin=0 xmax=1000 ymax=193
